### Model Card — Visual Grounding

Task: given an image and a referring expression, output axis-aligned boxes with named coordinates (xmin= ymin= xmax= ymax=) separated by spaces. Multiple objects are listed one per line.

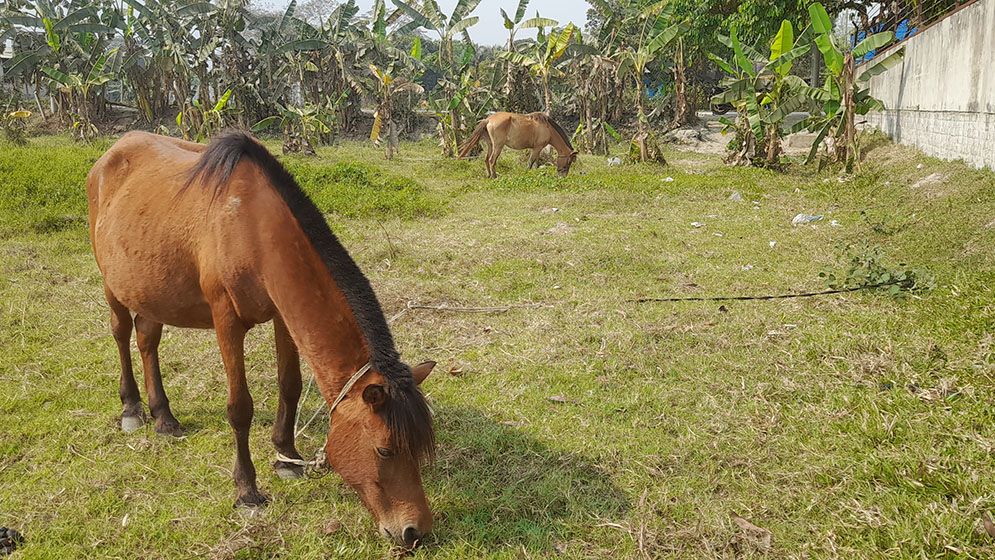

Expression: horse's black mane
xmin=532 ymin=112 xmax=573 ymax=151
xmin=186 ymin=131 xmax=434 ymax=461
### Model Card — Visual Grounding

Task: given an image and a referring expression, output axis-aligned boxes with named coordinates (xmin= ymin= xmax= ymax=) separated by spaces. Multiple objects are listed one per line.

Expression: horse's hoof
xmin=121 ymin=415 xmax=144 ymax=433
xmin=155 ymin=421 xmax=184 ymax=437
xmin=235 ymin=492 xmax=269 ymax=510
xmin=274 ymin=461 xmax=305 ymax=480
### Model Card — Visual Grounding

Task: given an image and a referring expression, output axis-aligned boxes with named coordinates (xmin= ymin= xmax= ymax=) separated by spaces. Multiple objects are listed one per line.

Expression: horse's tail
xmin=457 ymin=119 xmax=489 ymax=159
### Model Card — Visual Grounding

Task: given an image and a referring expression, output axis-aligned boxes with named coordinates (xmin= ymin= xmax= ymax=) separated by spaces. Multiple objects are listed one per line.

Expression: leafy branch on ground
xmin=820 ymin=242 xmax=935 ymax=296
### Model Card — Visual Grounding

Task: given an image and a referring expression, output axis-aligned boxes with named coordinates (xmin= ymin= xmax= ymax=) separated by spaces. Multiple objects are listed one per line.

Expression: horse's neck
xmin=261 ymin=246 xmax=369 ymax=401
xmin=547 ymin=129 xmax=571 ymax=156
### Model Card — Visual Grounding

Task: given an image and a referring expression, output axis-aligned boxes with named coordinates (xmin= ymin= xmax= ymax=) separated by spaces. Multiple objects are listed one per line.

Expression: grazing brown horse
xmin=87 ymin=131 xmax=436 ymax=547
xmin=458 ymin=112 xmax=578 ymax=178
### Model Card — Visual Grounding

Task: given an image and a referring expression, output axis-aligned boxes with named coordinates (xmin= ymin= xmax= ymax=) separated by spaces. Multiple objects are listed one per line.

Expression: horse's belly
xmin=94 ymin=197 xmax=214 ymax=328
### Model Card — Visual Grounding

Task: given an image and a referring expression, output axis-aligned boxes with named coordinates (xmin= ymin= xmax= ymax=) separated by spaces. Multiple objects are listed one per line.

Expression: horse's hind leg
xmin=134 ymin=314 xmax=182 ymax=436
xmin=489 ymin=141 xmax=506 ymax=179
xmin=107 ymin=292 xmax=144 ymax=432
xmin=271 ymin=316 xmax=305 ymax=480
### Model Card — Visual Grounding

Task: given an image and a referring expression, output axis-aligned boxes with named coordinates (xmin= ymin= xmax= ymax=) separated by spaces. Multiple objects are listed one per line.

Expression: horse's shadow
xmin=165 ymin=398 xmax=628 ymax=550
xmin=423 ymin=404 xmax=629 ymax=549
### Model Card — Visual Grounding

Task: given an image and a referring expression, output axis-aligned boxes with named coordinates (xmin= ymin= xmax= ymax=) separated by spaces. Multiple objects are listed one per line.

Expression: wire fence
xmin=845 ymin=0 xmax=979 ymax=62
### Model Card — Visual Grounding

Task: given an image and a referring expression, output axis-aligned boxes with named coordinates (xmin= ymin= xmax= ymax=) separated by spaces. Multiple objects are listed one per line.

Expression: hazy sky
xmin=254 ymin=0 xmax=592 ymax=46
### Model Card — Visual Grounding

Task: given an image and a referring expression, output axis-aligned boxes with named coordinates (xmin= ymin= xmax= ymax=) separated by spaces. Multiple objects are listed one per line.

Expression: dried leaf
xmin=983 ymin=514 xmax=995 ymax=538
xmin=322 ymin=518 xmax=342 ymax=535
xmin=732 ymin=512 xmax=772 ymax=552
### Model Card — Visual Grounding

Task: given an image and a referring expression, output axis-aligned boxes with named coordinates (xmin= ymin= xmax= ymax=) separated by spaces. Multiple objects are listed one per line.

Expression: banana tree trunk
xmin=673 ymin=39 xmax=690 ymax=127
xmin=840 ymin=53 xmax=857 ymax=172
xmin=542 ymin=74 xmax=552 ymax=114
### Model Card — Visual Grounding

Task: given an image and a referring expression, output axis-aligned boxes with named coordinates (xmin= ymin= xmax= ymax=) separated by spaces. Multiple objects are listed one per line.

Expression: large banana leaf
xmin=54 ymin=7 xmax=98 ymax=30
xmin=766 ymin=43 xmax=811 ymax=76
xmin=645 ymin=21 xmax=688 ymax=56
xmin=177 ymin=2 xmax=216 ymax=17
xmin=42 ymin=66 xmax=81 ymax=88
xmin=514 ymin=0 xmax=530 ymax=23
xmin=521 ymin=17 xmax=558 ymax=29
xmin=853 ymin=31 xmax=894 ymax=58
xmin=711 ymin=77 xmax=749 ymax=105
xmin=707 ymin=53 xmax=736 ymax=77
xmin=252 ymin=116 xmax=282 ymax=132
xmin=809 ymin=3 xmax=843 ymax=76
xmin=5 ymin=50 xmax=45 ymax=77
xmin=451 ymin=0 xmax=482 ymax=27
xmin=730 ymin=26 xmax=755 ymax=77
xmin=277 ymin=39 xmax=327 ymax=52
xmin=858 ymin=47 xmax=905 ymax=82
xmin=769 ymin=20 xmax=794 ymax=76
xmin=449 ymin=16 xmax=479 ymax=36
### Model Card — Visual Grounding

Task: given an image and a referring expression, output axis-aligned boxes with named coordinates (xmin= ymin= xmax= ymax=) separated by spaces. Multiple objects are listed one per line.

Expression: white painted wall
xmin=863 ymin=0 xmax=995 ymax=169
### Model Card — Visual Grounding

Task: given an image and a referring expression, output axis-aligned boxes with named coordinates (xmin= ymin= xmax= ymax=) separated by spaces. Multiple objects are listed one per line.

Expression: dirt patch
xmin=910 ymin=172 xmax=950 ymax=197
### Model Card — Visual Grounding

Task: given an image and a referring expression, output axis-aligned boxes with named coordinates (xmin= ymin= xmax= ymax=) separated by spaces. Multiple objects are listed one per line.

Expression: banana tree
xmin=42 ymin=47 xmax=120 ymax=142
xmin=499 ymin=0 xmax=549 ymax=110
xmin=391 ymin=0 xmax=481 ymax=75
xmin=797 ymin=2 xmax=906 ymax=172
xmin=498 ymin=20 xmax=575 ymax=114
xmin=709 ymin=21 xmax=811 ymax=167
xmin=368 ymin=63 xmax=424 ymax=160
xmin=617 ymin=3 xmax=688 ymax=163
xmin=252 ymin=99 xmax=340 ymax=155
xmin=391 ymin=0 xmax=481 ymax=153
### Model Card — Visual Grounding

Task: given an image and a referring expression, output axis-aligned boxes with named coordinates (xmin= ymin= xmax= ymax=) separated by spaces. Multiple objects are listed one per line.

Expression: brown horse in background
xmin=458 ymin=112 xmax=578 ymax=178
xmin=87 ymin=131 xmax=435 ymax=547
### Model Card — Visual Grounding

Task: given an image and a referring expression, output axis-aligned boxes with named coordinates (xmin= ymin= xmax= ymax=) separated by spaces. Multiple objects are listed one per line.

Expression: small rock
xmin=916 ymin=163 xmax=925 ymax=170
xmin=718 ymin=305 xmax=728 ymax=313
xmin=791 ymin=213 xmax=824 ymax=227
xmin=690 ymin=221 xmax=705 ymax=228
xmin=663 ymin=176 xmax=675 ymax=182
xmin=830 ymin=220 xmax=841 ymax=227
xmin=607 ymin=157 xmax=622 ymax=167
xmin=768 ymin=240 xmax=777 ymax=249
xmin=540 ymin=207 xmax=560 ymax=214
xmin=741 ymin=264 xmax=754 ymax=271
xmin=729 ymin=191 xmax=743 ymax=202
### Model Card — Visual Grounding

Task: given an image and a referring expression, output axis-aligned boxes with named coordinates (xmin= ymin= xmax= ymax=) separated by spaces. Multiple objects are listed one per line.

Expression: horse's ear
xmin=411 ymin=361 xmax=436 ymax=385
xmin=362 ymin=384 xmax=388 ymax=409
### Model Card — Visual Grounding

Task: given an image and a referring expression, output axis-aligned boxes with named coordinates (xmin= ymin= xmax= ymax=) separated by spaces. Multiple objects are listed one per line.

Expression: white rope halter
xmin=276 ymin=361 xmax=372 ymax=467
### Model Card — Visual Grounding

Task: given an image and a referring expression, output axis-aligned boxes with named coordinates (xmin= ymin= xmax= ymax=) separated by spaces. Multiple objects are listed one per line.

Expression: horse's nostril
xmin=402 ymin=525 xmax=421 ymax=547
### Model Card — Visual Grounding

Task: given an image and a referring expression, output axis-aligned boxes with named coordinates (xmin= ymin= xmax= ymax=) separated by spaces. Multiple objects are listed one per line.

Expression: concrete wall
xmin=863 ymin=0 xmax=995 ymax=169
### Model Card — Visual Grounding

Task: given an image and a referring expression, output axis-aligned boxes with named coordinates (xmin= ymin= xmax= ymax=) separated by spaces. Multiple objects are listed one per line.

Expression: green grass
xmin=2 ymin=134 xmax=995 ymax=558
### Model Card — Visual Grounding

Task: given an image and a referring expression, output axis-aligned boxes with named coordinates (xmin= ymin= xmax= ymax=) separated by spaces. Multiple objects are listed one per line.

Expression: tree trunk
xmin=672 ymin=39 xmax=690 ymax=127
xmin=542 ymin=75 xmax=552 ymax=115
xmin=840 ymin=54 xmax=857 ymax=172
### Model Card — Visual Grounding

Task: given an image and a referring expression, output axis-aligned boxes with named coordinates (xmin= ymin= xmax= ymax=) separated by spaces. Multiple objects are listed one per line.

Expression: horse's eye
xmin=375 ymin=447 xmax=393 ymax=459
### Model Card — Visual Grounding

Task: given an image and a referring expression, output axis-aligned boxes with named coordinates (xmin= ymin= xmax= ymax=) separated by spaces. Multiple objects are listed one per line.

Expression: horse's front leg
xmin=210 ymin=294 xmax=267 ymax=508
xmin=528 ymin=147 xmax=542 ymax=168
xmin=271 ymin=315 xmax=305 ymax=480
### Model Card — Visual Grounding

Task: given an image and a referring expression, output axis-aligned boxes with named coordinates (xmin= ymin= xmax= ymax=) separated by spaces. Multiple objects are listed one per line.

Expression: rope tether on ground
xmin=630 ymin=282 xmax=901 ymax=303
